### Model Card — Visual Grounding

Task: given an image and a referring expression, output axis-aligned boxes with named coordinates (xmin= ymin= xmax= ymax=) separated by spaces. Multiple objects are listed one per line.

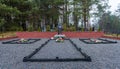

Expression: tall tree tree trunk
xmin=74 ymin=15 xmax=78 ymax=31
xmin=64 ymin=0 xmax=68 ymax=27
xmin=82 ymin=0 xmax=88 ymax=31
xmin=73 ymin=0 xmax=78 ymax=31
xmin=83 ymin=8 xmax=87 ymax=31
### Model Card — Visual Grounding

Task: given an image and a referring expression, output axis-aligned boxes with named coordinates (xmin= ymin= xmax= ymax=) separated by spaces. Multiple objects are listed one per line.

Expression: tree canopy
xmin=0 ymin=0 xmax=110 ymax=32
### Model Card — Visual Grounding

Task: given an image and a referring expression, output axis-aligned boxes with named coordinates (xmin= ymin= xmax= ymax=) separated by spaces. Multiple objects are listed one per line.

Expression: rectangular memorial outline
xmin=79 ymin=38 xmax=117 ymax=44
xmin=23 ymin=39 xmax=91 ymax=62
xmin=2 ymin=38 xmax=41 ymax=44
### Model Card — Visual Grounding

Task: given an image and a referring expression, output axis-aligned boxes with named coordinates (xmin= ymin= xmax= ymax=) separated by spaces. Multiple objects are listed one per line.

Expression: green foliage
xmin=46 ymin=25 xmax=50 ymax=31
xmin=89 ymin=27 xmax=92 ymax=32
xmin=9 ymin=26 xmax=19 ymax=31
xmin=54 ymin=27 xmax=57 ymax=32
xmin=0 ymin=18 xmax=5 ymax=27
xmin=98 ymin=27 xmax=101 ymax=32
xmin=63 ymin=23 xmax=67 ymax=31
xmin=28 ymin=25 xmax=33 ymax=32
xmin=81 ymin=27 xmax=84 ymax=32
xmin=69 ymin=26 xmax=76 ymax=31
xmin=37 ymin=27 xmax=41 ymax=32
xmin=98 ymin=12 xmax=120 ymax=33
xmin=0 ymin=3 xmax=20 ymax=15
xmin=19 ymin=27 xmax=23 ymax=31
xmin=6 ymin=24 xmax=23 ymax=31
xmin=62 ymin=23 xmax=76 ymax=31
xmin=0 ymin=0 xmax=110 ymax=32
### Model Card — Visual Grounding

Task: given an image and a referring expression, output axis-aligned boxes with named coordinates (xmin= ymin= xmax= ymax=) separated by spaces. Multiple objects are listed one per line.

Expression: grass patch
xmin=0 ymin=32 xmax=16 ymax=38
xmin=104 ymin=34 xmax=120 ymax=38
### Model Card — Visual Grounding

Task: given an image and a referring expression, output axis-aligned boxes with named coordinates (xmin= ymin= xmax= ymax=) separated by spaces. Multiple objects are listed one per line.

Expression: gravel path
xmin=0 ymin=38 xmax=120 ymax=69
xmin=32 ymin=40 xmax=84 ymax=59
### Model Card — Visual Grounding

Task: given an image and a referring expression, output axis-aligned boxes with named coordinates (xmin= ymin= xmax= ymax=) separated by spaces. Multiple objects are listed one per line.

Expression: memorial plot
xmin=23 ymin=39 xmax=91 ymax=62
xmin=79 ymin=38 xmax=117 ymax=44
xmin=2 ymin=38 xmax=40 ymax=44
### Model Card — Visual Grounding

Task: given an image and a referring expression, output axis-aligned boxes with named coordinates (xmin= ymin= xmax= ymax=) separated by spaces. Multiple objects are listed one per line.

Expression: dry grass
xmin=104 ymin=34 xmax=120 ymax=37
xmin=0 ymin=32 xmax=16 ymax=38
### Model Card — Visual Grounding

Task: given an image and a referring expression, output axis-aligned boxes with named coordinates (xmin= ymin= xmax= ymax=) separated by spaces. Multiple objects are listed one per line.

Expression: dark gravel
xmin=0 ymin=38 xmax=120 ymax=69
xmin=32 ymin=40 xmax=84 ymax=59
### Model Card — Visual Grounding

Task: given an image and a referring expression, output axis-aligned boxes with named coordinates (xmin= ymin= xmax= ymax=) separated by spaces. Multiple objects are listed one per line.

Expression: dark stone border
xmin=23 ymin=39 xmax=91 ymax=62
xmin=79 ymin=38 xmax=117 ymax=44
xmin=2 ymin=39 xmax=41 ymax=44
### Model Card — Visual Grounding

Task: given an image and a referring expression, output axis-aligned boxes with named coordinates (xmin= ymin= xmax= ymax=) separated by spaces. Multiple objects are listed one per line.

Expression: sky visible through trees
xmin=109 ymin=0 xmax=120 ymax=13
xmin=0 ymin=0 xmax=120 ymax=34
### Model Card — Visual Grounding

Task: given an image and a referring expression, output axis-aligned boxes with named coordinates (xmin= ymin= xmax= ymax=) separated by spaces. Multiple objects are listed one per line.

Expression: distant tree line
xmin=0 ymin=0 xmax=109 ymax=32
xmin=98 ymin=4 xmax=120 ymax=35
